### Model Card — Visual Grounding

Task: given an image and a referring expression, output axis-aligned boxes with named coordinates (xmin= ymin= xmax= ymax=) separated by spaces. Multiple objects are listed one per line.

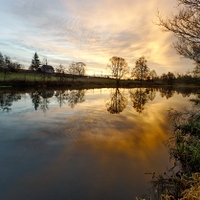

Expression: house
xmin=40 ymin=65 xmax=54 ymax=73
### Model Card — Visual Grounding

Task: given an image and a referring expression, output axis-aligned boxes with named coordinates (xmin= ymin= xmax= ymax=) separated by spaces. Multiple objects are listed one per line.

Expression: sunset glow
xmin=0 ymin=0 xmax=194 ymax=75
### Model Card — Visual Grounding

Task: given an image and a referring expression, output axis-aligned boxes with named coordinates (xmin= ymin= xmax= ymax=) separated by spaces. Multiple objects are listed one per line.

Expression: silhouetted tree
xmin=0 ymin=53 xmax=22 ymax=73
xmin=0 ymin=53 xmax=6 ymax=81
xmin=10 ymin=62 xmax=22 ymax=71
xmin=106 ymin=88 xmax=128 ymax=114
xmin=157 ymin=0 xmax=200 ymax=67
xmin=193 ymin=65 xmax=200 ymax=77
xmin=56 ymin=64 xmax=65 ymax=82
xmin=167 ymin=72 xmax=176 ymax=85
xmin=0 ymin=52 xmax=4 ymax=69
xmin=75 ymin=62 xmax=86 ymax=75
xmin=149 ymin=70 xmax=158 ymax=82
xmin=67 ymin=62 xmax=86 ymax=76
xmin=68 ymin=62 xmax=76 ymax=81
xmin=4 ymin=56 xmax=11 ymax=68
xmin=56 ymin=64 xmax=65 ymax=73
xmin=40 ymin=58 xmax=49 ymax=82
xmin=0 ymin=53 xmax=23 ymax=80
xmin=131 ymin=56 xmax=150 ymax=82
xmin=107 ymin=56 xmax=129 ymax=84
xmin=2 ymin=56 xmax=12 ymax=81
xmin=30 ymin=52 xmax=41 ymax=71
xmin=161 ymin=72 xmax=176 ymax=85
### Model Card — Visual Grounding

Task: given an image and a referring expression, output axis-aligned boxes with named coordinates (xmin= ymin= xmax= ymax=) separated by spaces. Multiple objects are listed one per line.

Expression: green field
xmin=0 ymin=71 xmax=108 ymax=82
xmin=0 ymin=71 xmax=63 ymax=81
xmin=0 ymin=71 xmax=133 ymax=88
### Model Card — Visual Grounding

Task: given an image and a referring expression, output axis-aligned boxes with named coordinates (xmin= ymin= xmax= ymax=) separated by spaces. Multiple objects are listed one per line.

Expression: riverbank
xmin=1 ymin=71 xmax=200 ymax=90
xmin=151 ymin=99 xmax=200 ymax=199
xmin=1 ymin=79 xmax=200 ymax=91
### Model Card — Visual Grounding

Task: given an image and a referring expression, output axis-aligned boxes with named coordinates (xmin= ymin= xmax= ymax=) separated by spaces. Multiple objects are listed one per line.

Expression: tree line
xmin=0 ymin=0 xmax=200 ymax=86
xmin=29 ymin=52 xmax=86 ymax=76
xmin=0 ymin=51 xmax=199 ymax=85
xmin=0 ymin=50 xmax=199 ymax=85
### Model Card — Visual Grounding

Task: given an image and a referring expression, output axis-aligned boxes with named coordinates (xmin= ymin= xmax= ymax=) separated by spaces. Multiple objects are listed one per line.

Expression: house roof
xmin=41 ymin=65 xmax=54 ymax=69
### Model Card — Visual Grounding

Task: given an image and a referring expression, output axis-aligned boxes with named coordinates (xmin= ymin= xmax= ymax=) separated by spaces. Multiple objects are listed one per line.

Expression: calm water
xmin=0 ymin=87 xmax=197 ymax=200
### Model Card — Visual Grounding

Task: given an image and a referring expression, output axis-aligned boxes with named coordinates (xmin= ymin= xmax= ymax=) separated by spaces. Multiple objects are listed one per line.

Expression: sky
xmin=0 ymin=0 xmax=194 ymax=76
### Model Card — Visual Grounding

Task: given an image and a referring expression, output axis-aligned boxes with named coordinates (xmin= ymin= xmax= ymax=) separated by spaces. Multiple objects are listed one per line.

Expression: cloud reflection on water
xmin=0 ymin=87 xmax=198 ymax=199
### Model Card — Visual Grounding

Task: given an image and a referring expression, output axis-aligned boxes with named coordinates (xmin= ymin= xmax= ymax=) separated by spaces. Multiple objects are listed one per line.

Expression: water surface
xmin=0 ymin=87 xmax=196 ymax=199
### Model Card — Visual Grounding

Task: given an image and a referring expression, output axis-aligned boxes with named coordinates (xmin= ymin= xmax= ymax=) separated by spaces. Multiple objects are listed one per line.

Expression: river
xmin=0 ymin=87 xmax=197 ymax=199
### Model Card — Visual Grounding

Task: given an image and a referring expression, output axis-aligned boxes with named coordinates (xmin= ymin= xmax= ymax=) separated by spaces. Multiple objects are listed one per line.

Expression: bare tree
xmin=193 ymin=65 xmax=200 ymax=77
xmin=161 ymin=72 xmax=176 ymax=85
xmin=75 ymin=62 xmax=86 ymax=76
xmin=149 ymin=70 xmax=158 ymax=82
xmin=39 ymin=57 xmax=54 ymax=82
xmin=107 ymin=56 xmax=129 ymax=84
xmin=131 ymin=56 xmax=150 ymax=82
xmin=56 ymin=64 xmax=65 ymax=82
xmin=56 ymin=64 xmax=65 ymax=74
xmin=157 ymin=0 xmax=200 ymax=66
xmin=0 ymin=52 xmax=4 ymax=69
xmin=67 ymin=62 xmax=86 ymax=76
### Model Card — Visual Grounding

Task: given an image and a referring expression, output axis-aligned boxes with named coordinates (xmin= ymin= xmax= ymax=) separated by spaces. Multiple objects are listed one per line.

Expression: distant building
xmin=39 ymin=65 xmax=54 ymax=73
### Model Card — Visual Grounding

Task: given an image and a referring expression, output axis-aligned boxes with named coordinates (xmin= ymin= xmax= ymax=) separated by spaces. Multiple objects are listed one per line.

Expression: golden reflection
xmin=106 ymin=88 xmax=128 ymax=114
xmin=129 ymin=88 xmax=156 ymax=113
xmin=2 ymin=88 xmax=196 ymax=199
xmin=159 ymin=86 xmax=175 ymax=99
xmin=61 ymin=106 xmax=169 ymax=163
xmin=24 ymin=110 xmax=170 ymax=199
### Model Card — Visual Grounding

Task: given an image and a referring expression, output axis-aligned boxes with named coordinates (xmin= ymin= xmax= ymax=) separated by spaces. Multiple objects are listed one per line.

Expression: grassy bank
xmin=0 ymin=71 xmax=159 ymax=89
xmin=150 ymin=102 xmax=200 ymax=199
xmin=1 ymin=71 xmax=200 ymax=90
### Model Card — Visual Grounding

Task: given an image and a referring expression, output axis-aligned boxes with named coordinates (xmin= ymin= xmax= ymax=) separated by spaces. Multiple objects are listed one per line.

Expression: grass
xmin=0 ymin=71 xmax=65 ymax=81
xmin=0 ymin=71 xmax=115 ymax=81
xmin=0 ymin=71 xmax=140 ymax=89
xmin=150 ymin=104 xmax=200 ymax=199
xmin=1 ymin=71 xmax=200 ymax=90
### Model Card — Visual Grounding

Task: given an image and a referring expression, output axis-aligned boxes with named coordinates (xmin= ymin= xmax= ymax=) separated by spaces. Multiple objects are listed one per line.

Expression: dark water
xmin=0 ymin=87 xmax=197 ymax=199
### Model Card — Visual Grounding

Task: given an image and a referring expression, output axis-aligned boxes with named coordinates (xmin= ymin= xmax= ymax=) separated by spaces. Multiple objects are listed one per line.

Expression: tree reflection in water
xmin=129 ymin=88 xmax=156 ymax=113
xmin=0 ymin=92 xmax=21 ymax=112
xmin=30 ymin=90 xmax=53 ymax=113
xmin=67 ymin=90 xmax=85 ymax=108
xmin=55 ymin=90 xmax=68 ymax=107
xmin=30 ymin=91 xmax=41 ymax=111
xmin=159 ymin=86 xmax=175 ymax=99
xmin=0 ymin=87 xmax=198 ymax=115
xmin=29 ymin=89 xmax=85 ymax=112
xmin=55 ymin=89 xmax=85 ymax=108
xmin=40 ymin=91 xmax=53 ymax=113
xmin=106 ymin=88 xmax=128 ymax=114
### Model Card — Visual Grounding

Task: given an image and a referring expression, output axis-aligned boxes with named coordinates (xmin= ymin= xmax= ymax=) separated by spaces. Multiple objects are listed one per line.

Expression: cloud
xmin=0 ymin=0 xmax=194 ymax=75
